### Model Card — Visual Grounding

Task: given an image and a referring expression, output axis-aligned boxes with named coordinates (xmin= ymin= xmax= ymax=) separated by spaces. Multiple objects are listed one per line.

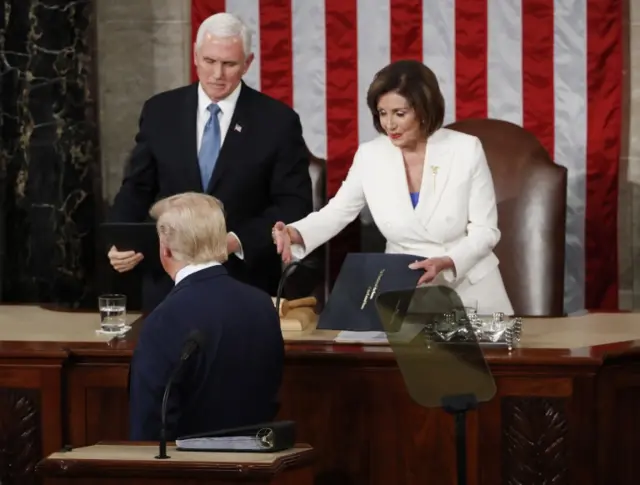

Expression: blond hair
xmin=149 ymin=192 xmax=228 ymax=264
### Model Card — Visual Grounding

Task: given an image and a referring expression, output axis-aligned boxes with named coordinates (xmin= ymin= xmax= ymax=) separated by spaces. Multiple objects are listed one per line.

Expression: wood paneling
xmin=1 ymin=312 xmax=640 ymax=484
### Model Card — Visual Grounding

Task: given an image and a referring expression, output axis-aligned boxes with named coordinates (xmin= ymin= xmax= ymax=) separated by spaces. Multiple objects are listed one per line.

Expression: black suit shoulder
xmin=159 ymin=271 xmax=278 ymax=322
xmin=141 ymin=82 xmax=297 ymax=119
xmin=138 ymin=271 xmax=280 ymax=354
xmin=241 ymin=85 xmax=298 ymax=119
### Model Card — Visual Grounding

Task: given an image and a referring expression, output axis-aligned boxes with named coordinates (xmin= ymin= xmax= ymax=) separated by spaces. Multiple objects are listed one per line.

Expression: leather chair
xmin=446 ymin=119 xmax=567 ymax=316
xmin=282 ymin=148 xmax=329 ymax=309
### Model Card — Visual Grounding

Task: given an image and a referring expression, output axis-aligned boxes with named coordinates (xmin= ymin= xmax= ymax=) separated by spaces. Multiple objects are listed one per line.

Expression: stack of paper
xmin=334 ymin=323 xmax=425 ymax=344
xmin=176 ymin=436 xmax=264 ymax=451
xmin=334 ymin=331 xmax=389 ymax=343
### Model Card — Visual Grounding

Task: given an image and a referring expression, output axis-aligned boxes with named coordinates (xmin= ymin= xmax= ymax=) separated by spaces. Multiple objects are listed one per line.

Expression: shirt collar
xmin=175 ymin=261 xmax=221 ymax=285
xmin=198 ymin=81 xmax=242 ymax=118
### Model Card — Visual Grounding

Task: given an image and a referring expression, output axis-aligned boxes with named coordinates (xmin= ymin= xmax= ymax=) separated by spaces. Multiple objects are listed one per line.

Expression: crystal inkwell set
xmin=426 ymin=310 xmax=523 ymax=351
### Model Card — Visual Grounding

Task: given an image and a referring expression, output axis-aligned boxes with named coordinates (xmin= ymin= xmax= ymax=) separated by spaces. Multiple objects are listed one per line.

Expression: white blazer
xmin=290 ymin=128 xmax=514 ymax=315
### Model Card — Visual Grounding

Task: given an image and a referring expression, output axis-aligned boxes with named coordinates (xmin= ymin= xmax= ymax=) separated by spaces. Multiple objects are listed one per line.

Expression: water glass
xmin=463 ymin=299 xmax=478 ymax=318
xmin=98 ymin=294 xmax=127 ymax=333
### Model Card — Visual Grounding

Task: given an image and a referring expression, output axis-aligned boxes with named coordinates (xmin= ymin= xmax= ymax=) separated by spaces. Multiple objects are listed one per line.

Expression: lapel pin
xmin=234 ymin=124 xmax=242 ymax=133
xmin=431 ymin=166 xmax=439 ymax=191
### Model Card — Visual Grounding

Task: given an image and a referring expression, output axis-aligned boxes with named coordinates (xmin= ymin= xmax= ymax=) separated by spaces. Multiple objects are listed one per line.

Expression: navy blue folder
xmin=99 ymin=222 xmax=162 ymax=273
xmin=317 ymin=252 xmax=423 ymax=331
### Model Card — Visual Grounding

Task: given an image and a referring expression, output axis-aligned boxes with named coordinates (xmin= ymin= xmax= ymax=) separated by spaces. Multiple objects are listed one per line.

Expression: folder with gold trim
xmin=317 ymin=252 xmax=422 ymax=331
xmin=175 ymin=420 xmax=295 ymax=452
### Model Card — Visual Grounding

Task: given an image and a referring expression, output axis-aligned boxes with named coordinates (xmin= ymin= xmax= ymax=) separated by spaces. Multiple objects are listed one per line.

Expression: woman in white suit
xmin=273 ymin=60 xmax=513 ymax=315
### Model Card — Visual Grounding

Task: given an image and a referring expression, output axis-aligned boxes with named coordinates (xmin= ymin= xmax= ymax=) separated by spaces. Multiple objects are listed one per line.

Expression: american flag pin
xmin=234 ymin=124 xmax=242 ymax=133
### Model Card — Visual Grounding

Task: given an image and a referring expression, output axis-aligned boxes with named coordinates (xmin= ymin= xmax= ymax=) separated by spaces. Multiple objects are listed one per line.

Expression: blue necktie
xmin=198 ymin=103 xmax=222 ymax=190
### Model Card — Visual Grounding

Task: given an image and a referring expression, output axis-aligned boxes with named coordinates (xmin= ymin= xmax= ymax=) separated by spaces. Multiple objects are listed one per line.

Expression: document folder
xmin=175 ymin=420 xmax=296 ymax=453
xmin=317 ymin=252 xmax=422 ymax=331
xmin=99 ymin=222 xmax=162 ymax=272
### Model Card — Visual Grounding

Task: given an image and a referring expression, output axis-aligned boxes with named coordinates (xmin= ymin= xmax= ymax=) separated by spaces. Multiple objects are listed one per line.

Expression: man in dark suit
xmin=108 ymin=12 xmax=312 ymax=312
xmin=128 ymin=192 xmax=284 ymax=441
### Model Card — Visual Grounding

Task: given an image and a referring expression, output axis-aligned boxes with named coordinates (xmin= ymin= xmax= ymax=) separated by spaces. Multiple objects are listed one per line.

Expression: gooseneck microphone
xmin=156 ymin=329 xmax=205 ymax=459
xmin=274 ymin=261 xmax=303 ymax=314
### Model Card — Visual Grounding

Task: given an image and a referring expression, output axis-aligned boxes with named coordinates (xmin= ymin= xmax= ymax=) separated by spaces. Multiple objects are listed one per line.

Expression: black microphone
xmin=275 ymin=261 xmax=303 ymax=315
xmin=156 ymin=329 xmax=205 ymax=459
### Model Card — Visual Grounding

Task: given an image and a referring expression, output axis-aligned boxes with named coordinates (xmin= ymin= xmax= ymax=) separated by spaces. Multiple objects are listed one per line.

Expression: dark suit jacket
xmin=128 ymin=265 xmax=284 ymax=441
xmin=109 ymin=82 xmax=313 ymax=311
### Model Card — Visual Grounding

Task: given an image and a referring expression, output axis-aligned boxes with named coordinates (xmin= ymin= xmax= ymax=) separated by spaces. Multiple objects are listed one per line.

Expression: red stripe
xmin=585 ymin=0 xmax=622 ymax=309
xmin=325 ymin=0 xmax=360 ymax=283
xmin=259 ymin=0 xmax=293 ymax=107
xmin=325 ymin=0 xmax=359 ymax=197
xmin=522 ymin=0 xmax=555 ymax=157
xmin=455 ymin=0 xmax=487 ymax=119
xmin=190 ymin=0 xmax=226 ymax=82
xmin=390 ymin=0 xmax=423 ymax=62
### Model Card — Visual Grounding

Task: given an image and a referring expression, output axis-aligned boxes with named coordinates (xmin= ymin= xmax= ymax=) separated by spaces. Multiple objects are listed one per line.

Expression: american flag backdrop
xmin=191 ymin=0 xmax=623 ymax=313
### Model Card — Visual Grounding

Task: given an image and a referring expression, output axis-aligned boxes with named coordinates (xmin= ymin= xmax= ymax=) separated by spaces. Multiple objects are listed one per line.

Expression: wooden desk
xmin=36 ymin=442 xmax=314 ymax=485
xmin=1 ymin=305 xmax=639 ymax=485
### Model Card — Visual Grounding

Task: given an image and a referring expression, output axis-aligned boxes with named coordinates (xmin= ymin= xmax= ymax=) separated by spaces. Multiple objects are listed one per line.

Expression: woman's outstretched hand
xmin=272 ymin=221 xmax=295 ymax=264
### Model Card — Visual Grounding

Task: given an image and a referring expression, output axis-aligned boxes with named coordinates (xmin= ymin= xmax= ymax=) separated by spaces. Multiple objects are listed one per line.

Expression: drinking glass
xmin=98 ymin=294 xmax=127 ymax=333
xmin=463 ymin=299 xmax=478 ymax=319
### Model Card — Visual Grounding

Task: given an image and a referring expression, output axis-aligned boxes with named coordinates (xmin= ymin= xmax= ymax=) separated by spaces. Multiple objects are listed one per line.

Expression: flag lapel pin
xmin=234 ymin=124 xmax=242 ymax=133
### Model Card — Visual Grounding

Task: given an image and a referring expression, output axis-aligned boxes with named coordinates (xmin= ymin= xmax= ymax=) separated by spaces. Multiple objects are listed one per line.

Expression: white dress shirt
xmin=196 ymin=82 xmax=244 ymax=260
xmin=175 ymin=261 xmax=221 ymax=285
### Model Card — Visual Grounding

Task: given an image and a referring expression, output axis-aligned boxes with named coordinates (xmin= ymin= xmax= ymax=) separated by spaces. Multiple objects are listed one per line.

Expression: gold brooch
xmin=431 ymin=166 xmax=439 ymax=190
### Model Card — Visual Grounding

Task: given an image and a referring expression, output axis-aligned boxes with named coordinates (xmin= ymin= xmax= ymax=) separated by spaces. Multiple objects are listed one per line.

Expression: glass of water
xmin=462 ymin=298 xmax=478 ymax=318
xmin=98 ymin=294 xmax=127 ymax=333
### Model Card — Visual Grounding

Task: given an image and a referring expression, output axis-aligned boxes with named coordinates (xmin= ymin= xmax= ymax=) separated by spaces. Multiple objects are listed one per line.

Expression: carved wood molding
xmin=502 ymin=397 xmax=569 ymax=485
xmin=0 ymin=389 xmax=42 ymax=485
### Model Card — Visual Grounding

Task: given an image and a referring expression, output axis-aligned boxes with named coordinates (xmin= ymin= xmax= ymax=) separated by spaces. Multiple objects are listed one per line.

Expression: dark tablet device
xmin=99 ymin=222 xmax=160 ymax=271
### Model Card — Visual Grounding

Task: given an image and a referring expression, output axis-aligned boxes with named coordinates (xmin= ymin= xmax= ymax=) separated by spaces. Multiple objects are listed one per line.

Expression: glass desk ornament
xmin=424 ymin=310 xmax=523 ymax=351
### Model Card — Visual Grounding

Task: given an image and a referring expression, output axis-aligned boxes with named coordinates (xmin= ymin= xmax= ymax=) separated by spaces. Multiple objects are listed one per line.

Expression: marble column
xmin=0 ymin=0 xmax=101 ymax=307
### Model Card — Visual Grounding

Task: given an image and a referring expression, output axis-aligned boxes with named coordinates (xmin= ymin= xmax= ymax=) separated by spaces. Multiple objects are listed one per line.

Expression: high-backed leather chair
xmin=446 ymin=119 xmax=567 ymax=316
xmin=282 ymin=148 xmax=329 ymax=308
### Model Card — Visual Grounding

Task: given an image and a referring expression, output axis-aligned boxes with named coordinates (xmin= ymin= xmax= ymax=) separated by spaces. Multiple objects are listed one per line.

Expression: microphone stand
xmin=155 ymin=330 xmax=203 ymax=460
xmin=156 ymin=365 xmax=183 ymax=459
xmin=441 ymin=393 xmax=478 ymax=485
xmin=274 ymin=261 xmax=303 ymax=314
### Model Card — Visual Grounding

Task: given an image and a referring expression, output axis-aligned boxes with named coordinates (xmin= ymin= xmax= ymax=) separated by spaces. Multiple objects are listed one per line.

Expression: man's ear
xmin=243 ymin=52 xmax=255 ymax=74
xmin=160 ymin=243 xmax=172 ymax=260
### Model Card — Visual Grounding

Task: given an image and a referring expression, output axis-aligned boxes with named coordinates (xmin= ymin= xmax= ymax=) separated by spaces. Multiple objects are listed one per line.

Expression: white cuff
xmin=289 ymin=243 xmax=307 ymax=261
xmin=228 ymin=232 xmax=244 ymax=260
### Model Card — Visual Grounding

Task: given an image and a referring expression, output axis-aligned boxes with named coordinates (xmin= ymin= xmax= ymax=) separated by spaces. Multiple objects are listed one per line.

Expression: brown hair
xmin=366 ymin=60 xmax=445 ymax=137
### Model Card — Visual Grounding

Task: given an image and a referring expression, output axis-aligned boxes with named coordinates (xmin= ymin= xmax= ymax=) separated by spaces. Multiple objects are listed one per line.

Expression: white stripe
xmin=487 ymin=0 xmax=523 ymax=125
xmin=356 ymin=0 xmax=390 ymax=145
xmin=423 ymin=0 xmax=456 ymax=125
xmin=292 ymin=0 xmax=327 ymax=159
xmin=554 ymin=0 xmax=587 ymax=313
xmin=225 ymin=0 xmax=261 ymax=91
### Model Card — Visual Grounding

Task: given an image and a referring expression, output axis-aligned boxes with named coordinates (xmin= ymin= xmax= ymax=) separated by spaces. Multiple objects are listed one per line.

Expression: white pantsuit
xmin=290 ymin=128 xmax=514 ymax=315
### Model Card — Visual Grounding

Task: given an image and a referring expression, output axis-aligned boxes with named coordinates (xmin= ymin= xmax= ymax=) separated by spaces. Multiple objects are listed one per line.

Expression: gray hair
xmin=195 ymin=12 xmax=252 ymax=58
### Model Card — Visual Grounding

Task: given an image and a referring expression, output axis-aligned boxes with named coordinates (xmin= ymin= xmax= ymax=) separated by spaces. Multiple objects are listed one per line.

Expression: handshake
xmin=271 ymin=221 xmax=303 ymax=265
xmin=271 ymin=221 xmax=455 ymax=286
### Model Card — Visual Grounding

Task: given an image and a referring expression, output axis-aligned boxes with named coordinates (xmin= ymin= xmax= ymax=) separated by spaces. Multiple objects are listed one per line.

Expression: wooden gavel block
xmin=272 ymin=296 xmax=318 ymax=317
